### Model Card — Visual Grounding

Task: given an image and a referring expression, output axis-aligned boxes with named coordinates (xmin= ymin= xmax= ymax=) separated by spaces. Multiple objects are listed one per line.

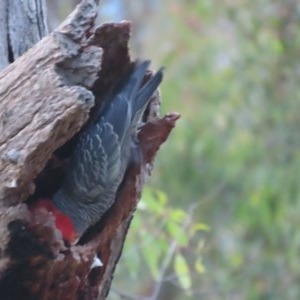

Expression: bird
xmin=30 ymin=61 xmax=163 ymax=245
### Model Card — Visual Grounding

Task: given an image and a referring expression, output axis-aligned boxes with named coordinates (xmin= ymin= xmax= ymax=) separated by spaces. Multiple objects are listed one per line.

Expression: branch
xmin=148 ymin=204 xmax=197 ymax=300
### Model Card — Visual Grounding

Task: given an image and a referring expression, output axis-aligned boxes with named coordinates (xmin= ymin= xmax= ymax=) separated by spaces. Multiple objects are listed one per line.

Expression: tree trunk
xmin=0 ymin=1 xmax=179 ymax=299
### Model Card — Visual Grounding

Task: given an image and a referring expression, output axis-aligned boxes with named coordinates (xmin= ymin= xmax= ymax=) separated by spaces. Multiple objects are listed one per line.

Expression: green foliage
xmin=149 ymin=1 xmax=300 ymax=299
xmin=174 ymin=253 xmax=192 ymax=291
xmin=113 ymin=188 xmax=207 ymax=298
xmin=112 ymin=0 xmax=300 ymax=299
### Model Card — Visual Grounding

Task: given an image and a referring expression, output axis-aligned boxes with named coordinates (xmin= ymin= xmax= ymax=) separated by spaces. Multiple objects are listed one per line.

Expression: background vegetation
xmin=50 ymin=1 xmax=300 ymax=299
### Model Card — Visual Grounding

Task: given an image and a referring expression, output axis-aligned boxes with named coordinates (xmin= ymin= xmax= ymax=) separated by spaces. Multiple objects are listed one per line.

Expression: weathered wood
xmin=8 ymin=0 xmax=49 ymax=61
xmin=0 ymin=2 xmax=102 ymax=297
xmin=0 ymin=0 xmax=101 ymax=204
xmin=0 ymin=0 xmax=49 ymax=71
xmin=0 ymin=0 xmax=9 ymax=70
xmin=0 ymin=1 xmax=179 ymax=299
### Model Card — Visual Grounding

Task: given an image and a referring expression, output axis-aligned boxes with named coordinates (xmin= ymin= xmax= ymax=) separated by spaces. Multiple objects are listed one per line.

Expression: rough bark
xmin=0 ymin=0 xmax=48 ymax=70
xmin=0 ymin=0 xmax=101 ymax=204
xmin=0 ymin=1 xmax=179 ymax=299
xmin=0 ymin=0 xmax=9 ymax=70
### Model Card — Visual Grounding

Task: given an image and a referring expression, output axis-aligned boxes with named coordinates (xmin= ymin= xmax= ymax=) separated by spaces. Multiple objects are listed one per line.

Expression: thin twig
xmin=147 ymin=203 xmax=198 ymax=300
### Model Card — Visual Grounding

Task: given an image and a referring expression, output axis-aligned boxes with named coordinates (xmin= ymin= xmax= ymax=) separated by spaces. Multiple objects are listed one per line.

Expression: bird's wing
xmin=133 ymin=67 xmax=164 ymax=119
xmin=62 ymin=116 xmax=123 ymax=201
xmin=127 ymin=67 xmax=164 ymax=139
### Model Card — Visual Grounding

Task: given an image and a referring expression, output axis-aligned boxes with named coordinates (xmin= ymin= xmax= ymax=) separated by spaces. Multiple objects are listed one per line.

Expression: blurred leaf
xmin=155 ymin=189 xmax=168 ymax=205
xmin=142 ymin=243 xmax=161 ymax=279
xmin=174 ymin=253 xmax=192 ymax=290
xmin=169 ymin=209 xmax=187 ymax=223
xmin=141 ymin=188 xmax=167 ymax=214
xmin=194 ymin=258 xmax=206 ymax=274
xmin=192 ymin=222 xmax=210 ymax=232
xmin=165 ymin=221 xmax=188 ymax=247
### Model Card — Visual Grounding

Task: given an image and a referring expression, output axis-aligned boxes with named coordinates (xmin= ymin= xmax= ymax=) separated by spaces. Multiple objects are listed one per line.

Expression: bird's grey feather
xmin=53 ymin=61 xmax=164 ymax=236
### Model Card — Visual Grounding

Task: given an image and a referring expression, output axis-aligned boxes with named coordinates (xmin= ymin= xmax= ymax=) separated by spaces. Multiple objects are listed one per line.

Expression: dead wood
xmin=0 ymin=1 xmax=179 ymax=299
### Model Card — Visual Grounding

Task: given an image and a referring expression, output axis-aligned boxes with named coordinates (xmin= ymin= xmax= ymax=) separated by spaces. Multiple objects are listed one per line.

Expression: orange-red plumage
xmin=29 ymin=199 xmax=77 ymax=244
